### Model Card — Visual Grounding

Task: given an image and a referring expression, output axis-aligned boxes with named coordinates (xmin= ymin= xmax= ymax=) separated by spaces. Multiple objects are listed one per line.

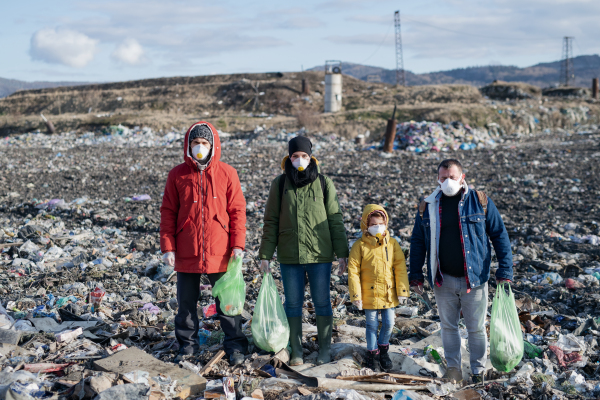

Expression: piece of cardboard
xmin=93 ymin=347 xmax=206 ymax=398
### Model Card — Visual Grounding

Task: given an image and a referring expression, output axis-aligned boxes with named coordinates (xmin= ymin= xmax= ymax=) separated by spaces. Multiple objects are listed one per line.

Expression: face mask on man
xmin=367 ymin=224 xmax=386 ymax=237
xmin=438 ymin=177 xmax=463 ymax=196
xmin=191 ymin=144 xmax=210 ymax=161
xmin=292 ymin=157 xmax=310 ymax=172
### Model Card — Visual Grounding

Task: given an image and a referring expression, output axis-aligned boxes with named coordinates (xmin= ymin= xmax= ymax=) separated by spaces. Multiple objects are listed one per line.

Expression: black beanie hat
xmin=189 ymin=124 xmax=214 ymax=147
xmin=288 ymin=136 xmax=312 ymax=158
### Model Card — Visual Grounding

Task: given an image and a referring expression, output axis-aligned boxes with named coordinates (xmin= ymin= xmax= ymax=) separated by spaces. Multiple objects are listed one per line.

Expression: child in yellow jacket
xmin=348 ymin=204 xmax=409 ymax=372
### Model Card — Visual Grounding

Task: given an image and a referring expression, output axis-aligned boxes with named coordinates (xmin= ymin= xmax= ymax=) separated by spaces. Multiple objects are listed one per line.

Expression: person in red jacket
xmin=160 ymin=121 xmax=248 ymax=365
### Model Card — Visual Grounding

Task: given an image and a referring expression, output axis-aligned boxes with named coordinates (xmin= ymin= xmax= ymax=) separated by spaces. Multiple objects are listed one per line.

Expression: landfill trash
xmin=424 ymin=345 xmax=447 ymax=369
xmin=201 ymin=303 xmax=218 ymax=319
xmin=55 ymin=327 xmax=83 ymax=343
xmin=212 ymin=256 xmax=246 ymax=316
xmin=489 ymin=283 xmax=523 ymax=372
xmin=523 ymin=341 xmax=543 ymax=358
xmin=389 ymin=120 xmax=498 ymax=153
xmin=252 ymin=272 xmax=290 ymax=353
xmin=1 ymin=119 xmax=600 ymax=399
xmin=90 ymin=287 xmax=106 ymax=311
xmin=392 ymin=390 xmax=426 ymax=400
xmin=426 ymin=381 xmax=459 ymax=396
xmin=131 ymin=194 xmax=151 ymax=201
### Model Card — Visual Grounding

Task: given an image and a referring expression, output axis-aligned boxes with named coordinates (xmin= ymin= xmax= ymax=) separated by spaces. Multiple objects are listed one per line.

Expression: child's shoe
xmin=366 ymin=349 xmax=381 ymax=372
xmin=378 ymin=344 xmax=392 ymax=371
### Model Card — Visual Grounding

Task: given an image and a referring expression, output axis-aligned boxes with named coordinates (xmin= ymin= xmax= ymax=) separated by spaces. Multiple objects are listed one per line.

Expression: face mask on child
xmin=368 ymin=224 xmax=386 ymax=237
xmin=292 ymin=157 xmax=310 ymax=171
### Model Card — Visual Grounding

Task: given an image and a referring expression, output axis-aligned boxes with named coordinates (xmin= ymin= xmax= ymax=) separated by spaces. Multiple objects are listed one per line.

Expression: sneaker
xmin=471 ymin=373 xmax=484 ymax=384
xmin=229 ymin=350 xmax=245 ymax=366
xmin=442 ymin=367 xmax=463 ymax=383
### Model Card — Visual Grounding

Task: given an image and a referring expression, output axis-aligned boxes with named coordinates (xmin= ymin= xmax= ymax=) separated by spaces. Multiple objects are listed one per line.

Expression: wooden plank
xmin=0 ymin=242 xmax=23 ymax=249
xmin=199 ymin=350 xmax=226 ymax=377
xmin=336 ymin=372 xmax=433 ymax=383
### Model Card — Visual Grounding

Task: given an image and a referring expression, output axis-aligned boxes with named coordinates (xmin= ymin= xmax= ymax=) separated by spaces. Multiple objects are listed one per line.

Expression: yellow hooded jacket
xmin=348 ymin=204 xmax=409 ymax=309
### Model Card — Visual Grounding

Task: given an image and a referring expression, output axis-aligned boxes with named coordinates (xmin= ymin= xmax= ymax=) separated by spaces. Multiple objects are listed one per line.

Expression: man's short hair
xmin=437 ymin=159 xmax=463 ymax=173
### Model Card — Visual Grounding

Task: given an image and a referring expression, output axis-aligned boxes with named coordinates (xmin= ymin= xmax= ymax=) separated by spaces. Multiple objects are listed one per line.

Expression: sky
xmin=1 ymin=0 xmax=599 ymax=83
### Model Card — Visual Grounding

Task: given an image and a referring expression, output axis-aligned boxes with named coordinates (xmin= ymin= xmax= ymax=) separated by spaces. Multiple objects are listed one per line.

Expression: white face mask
xmin=191 ymin=144 xmax=210 ymax=161
xmin=438 ymin=177 xmax=463 ymax=196
xmin=292 ymin=157 xmax=310 ymax=172
xmin=368 ymin=224 xmax=386 ymax=237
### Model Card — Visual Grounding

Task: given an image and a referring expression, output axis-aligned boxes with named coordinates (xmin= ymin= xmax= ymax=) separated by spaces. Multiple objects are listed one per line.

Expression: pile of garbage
xmin=390 ymin=120 xmax=500 ymax=153
xmin=1 ymin=123 xmax=600 ymax=399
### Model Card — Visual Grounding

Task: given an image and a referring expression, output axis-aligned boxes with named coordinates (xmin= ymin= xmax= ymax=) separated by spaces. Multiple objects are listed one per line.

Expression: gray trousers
xmin=433 ymin=275 xmax=488 ymax=374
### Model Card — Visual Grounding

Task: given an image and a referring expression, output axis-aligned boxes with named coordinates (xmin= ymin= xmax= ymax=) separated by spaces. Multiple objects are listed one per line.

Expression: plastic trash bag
xmin=392 ymin=389 xmax=426 ymax=400
xmin=252 ymin=272 xmax=290 ymax=353
xmin=490 ymin=282 xmax=524 ymax=372
xmin=212 ymin=256 xmax=246 ymax=316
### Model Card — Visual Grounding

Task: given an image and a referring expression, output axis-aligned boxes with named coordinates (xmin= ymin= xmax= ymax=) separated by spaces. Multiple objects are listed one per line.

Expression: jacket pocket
xmin=468 ymin=215 xmax=486 ymax=238
xmin=209 ymin=214 xmax=230 ymax=256
xmin=277 ymin=229 xmax=297 ymax=260
xmin=175 ymin=217 xmax=198 ymax=258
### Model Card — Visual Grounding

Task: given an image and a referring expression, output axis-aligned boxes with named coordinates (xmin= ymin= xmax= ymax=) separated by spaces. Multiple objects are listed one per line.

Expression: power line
xmin=359 ymin=20 xmax=394 ymax=64
xmin=402 ymin=17 xmax=557 ymax=42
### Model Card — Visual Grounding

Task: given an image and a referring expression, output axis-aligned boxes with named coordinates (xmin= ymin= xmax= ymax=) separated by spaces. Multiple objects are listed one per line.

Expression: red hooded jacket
xmin=160 ymin=121 xmax=246 ymax=274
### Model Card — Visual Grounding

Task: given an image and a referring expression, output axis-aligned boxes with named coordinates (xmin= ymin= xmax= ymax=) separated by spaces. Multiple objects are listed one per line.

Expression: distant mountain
xmin=0 ymin=77 xmax=90 ymax=98
xmin=310 ymin=55 xmax=600 ymax=88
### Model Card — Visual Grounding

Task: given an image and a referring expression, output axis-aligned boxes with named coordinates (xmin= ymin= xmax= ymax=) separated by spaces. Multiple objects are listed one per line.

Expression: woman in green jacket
xmin=258 ymin=136 xmax=349 ymax=366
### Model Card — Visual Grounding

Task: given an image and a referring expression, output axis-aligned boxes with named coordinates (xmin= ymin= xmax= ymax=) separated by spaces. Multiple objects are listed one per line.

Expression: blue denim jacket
xmin=409 ymin=187 xmax=513 ymax=289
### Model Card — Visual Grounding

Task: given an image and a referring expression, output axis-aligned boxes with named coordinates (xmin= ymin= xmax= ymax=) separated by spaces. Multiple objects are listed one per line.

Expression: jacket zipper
xmin=197 ymin=169 xmax=205 ymax=266
xmin=458 ymin=193 xmax=471 ymax=293
xmin=201 ymin=170 xmax=205 ymax=264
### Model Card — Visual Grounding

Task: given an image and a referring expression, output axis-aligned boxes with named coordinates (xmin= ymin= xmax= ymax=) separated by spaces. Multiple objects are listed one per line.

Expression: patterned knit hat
xmin=189 ymin=124 xmax=214 ymax=146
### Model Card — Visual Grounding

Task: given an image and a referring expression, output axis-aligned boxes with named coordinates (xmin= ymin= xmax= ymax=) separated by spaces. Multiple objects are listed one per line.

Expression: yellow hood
xmin=281 ymin=155 xmax=320 ymax=170
xmin=360 ymin=204 xmax=389 ymax=234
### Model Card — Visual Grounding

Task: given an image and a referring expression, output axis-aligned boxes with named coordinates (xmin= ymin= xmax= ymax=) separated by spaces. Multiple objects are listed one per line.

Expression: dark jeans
xmin=175 ymin=272 xmax=249 ymax=356
xmin=280 ymin=263 xmax=333 ymax=318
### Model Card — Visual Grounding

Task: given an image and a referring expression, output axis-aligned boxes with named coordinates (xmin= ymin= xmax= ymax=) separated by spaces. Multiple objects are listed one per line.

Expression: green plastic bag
xmin=252 ymin=272 xmax=290 ymax=353
xmin=490 ymin=282 xmax=524 ymax=372
xmin=212 ymin=256 xmax=246 ymax=316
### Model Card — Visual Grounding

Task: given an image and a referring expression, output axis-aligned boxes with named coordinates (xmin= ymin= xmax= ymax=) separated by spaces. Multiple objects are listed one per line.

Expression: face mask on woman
xmin=367 ymin=224 xmax=386 ymax=237
xmin=438 ymin=177 xmax=462 ymax=196
xmin=191 ymin=144 xmax=210 ymax=161
xmin=292 ymin=157 xmax=310 ymax=172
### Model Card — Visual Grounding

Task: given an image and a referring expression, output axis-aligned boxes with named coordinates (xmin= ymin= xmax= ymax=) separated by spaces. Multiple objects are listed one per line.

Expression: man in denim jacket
xmin=409 ymin=159 xmax=513 ymax=383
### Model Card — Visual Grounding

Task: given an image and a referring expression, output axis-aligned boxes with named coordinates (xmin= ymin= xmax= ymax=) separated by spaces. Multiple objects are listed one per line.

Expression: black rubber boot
xmin=287 ymin=317 xmax=304 ymax=366
xmin=316 ymin=316 xmax=333 ymax=365
xmin=378 ymin=344 xmax=392 ymax=371
xmin=366 ymin=349 xmax=381 ymax=372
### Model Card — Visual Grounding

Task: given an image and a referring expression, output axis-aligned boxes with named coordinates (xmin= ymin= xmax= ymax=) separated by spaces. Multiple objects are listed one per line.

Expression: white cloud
xmin=30 ymin=27 xmax=98 ymax=68
xmin=111 ymin=38 xmax=146 ymax=65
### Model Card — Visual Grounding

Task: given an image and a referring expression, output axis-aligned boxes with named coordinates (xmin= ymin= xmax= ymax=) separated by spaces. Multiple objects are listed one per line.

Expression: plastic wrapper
xmin=251 ymin=272 xmax=290 ymax=353
xmin=490 ymin=282 xmax=524 ymax=372
xmin=212 ymin=256 xmax=246 ymax=316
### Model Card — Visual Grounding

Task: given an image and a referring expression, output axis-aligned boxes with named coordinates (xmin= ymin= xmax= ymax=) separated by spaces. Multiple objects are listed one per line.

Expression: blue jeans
xmin=433 ymin=275 xmax=488 ymax=374
xmin=280 ymin=263 xmax=333 ymax=318
xmin=364 ymin=308 xmax=395 ymax=351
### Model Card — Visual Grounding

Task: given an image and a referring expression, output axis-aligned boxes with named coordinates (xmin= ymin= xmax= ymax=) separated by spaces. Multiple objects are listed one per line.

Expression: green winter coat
xmin=259 ymin=156 xmax=349 ymax=264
